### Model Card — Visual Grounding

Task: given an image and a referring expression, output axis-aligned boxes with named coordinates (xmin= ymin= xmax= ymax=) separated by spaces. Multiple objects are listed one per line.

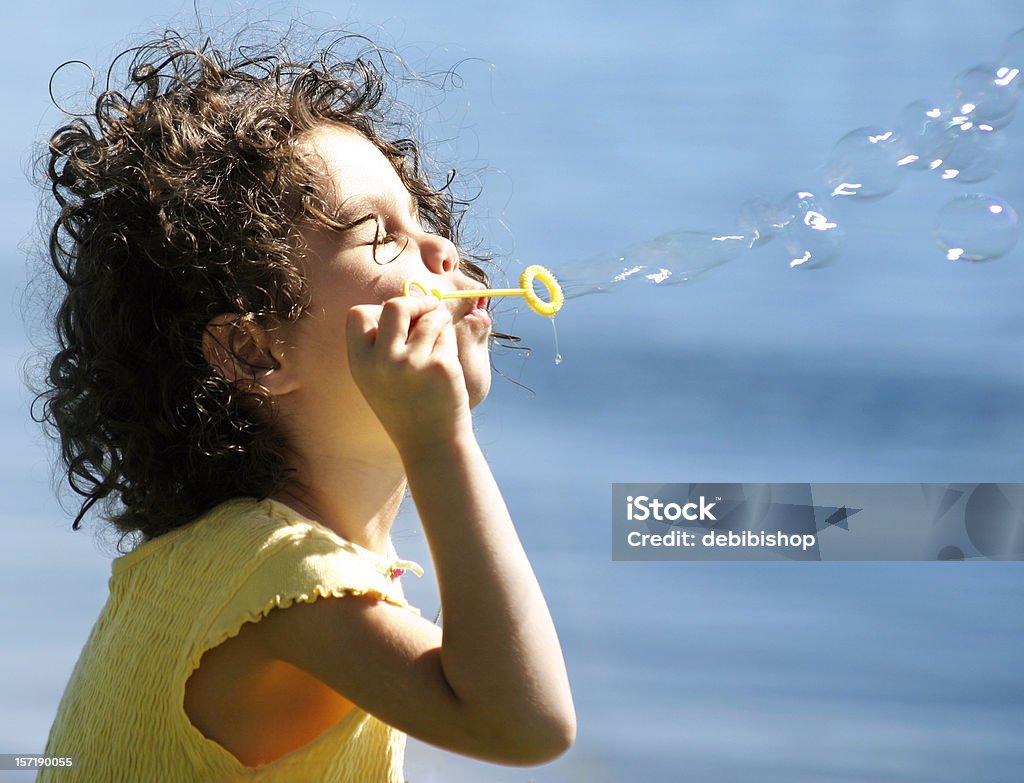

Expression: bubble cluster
xmin=554 ymin=27 xmax=1022 ymax=298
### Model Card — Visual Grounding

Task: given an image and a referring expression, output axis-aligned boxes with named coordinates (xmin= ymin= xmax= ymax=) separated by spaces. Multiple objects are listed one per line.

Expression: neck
xmin=273 ymin=450 xmax=407 ymax=556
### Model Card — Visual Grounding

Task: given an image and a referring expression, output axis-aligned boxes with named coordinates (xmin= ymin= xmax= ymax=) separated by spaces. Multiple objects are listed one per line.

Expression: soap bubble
xmin=554 ymin=253 xmax=650 ymax=298
xmin=952 ymin=64 xmax=1019 ymax=129
xmin=618 ymin=230 xmax=748 ymax=285
xmin=896 ymin=100 xmax=956 ymax=170
xmin=934 ymin=194 xmax=1019 ymax=262
xmin=938 ymin=123 xmax=1006 ymax=183
xmin=776 ymin=191 xmax=845 ymax=269
xmin=827 ymin=125 xmax=906 ymax=199
xmin=556 ymin=230 xmax=748 ymax=297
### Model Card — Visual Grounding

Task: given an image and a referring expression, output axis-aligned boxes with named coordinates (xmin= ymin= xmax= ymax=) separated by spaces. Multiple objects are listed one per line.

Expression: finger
xmin=433 ymin=316 xmax=458 ymax=362
xmin=405 ymin=307 xmax=453 ymax=364
xmin=375 ymin=296 xmax=441 ymax=356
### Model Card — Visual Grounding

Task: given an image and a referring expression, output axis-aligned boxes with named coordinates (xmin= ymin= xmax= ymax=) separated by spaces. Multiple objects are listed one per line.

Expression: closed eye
xmin=369 ymin=221 xmax=410 ymax=265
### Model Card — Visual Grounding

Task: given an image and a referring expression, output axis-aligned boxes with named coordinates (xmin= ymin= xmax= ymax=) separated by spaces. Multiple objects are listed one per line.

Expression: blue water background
xmin=2 ymin=1 xmax=1023 ymax=781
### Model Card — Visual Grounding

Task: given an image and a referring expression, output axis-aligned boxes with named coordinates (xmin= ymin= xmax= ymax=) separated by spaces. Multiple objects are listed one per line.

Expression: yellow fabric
xmin=40 ymin=497 xmax=423 ymax=783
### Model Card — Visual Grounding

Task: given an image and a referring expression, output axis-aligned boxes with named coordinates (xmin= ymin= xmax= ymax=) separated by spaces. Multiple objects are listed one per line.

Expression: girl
xmin=37 ymin=29 xmax=575 ymax=782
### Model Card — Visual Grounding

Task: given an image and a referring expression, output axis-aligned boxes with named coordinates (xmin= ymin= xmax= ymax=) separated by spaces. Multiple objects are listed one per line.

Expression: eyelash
xmin=369 ymin=221 xmax=409 ymax=265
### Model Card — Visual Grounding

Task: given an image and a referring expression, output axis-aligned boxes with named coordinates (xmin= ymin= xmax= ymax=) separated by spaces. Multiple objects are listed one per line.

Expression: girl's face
xmin=274 ymin=125 xmax=492 ymax=447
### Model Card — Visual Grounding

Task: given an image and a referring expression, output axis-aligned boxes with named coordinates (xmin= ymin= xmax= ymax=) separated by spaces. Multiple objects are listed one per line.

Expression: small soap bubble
xmin=952 ymin=64 xmax=1019 ymax=129
xmin=934 ymin=194 xmax=1019 ymax=262
xmin=776 ymin=191 xmax=845 ymax=269
xmin=938 ymin=123 xmax=1006 ymax=183
xmin=827 ymin=126 xmax=906 ymax=200
xmin=897 ymin=100 xmax=956 ymax=170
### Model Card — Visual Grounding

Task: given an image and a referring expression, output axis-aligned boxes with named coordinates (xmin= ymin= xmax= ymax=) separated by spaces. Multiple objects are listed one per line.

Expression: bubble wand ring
xmin=403 ymin=264 xmax=564 ymax=317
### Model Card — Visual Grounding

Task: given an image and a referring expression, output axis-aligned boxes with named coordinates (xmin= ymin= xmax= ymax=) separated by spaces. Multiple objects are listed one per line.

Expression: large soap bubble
xmin=827 ymin=126 xmax=906 ymax=200
xmin=951 ymin=64 xmax=1019 ymax=129
xmin=934 ymin=194 xmax=1019 ymax=262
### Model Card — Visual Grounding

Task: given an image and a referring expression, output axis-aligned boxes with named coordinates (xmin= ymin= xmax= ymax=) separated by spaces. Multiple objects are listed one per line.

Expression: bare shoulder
xmin=183 ymin=602 xmax=363 ymax=766
xmin=250 ymin=593 xmax=453 ymax=719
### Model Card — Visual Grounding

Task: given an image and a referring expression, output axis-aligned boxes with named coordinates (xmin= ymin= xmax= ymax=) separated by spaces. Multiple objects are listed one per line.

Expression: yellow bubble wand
xmin=404 ymin=264 xmax=564 ymax=317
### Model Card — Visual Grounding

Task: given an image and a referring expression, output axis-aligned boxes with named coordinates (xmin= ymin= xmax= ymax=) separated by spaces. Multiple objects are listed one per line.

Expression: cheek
xmin=459 ymin=333 xmax=492 ymax=406
xmin=303 ymin=247 xmax=389 ymax=304
xmin=273 ymin=305 xmax=352 ymax=383
xmin=338 ymin=270 xmax=406 ymax=308
xmin=469 ymin=372 xmax=492 ymax=408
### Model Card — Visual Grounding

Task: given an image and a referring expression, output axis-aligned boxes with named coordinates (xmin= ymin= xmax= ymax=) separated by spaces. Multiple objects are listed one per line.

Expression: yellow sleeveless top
xmin=40 ymin=497 xmax=422 ymax=783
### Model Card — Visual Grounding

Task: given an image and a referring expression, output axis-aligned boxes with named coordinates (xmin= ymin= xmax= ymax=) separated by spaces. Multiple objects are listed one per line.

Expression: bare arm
xmin=255 ymin=296 xmax=575 ymax=764
xmin=400 ymin=428 xmax=576 ymax=759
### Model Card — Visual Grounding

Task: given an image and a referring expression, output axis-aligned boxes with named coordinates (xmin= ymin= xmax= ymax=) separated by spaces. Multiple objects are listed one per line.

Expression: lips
xmin=469 ymin=308 xmax=492 ymax=326
xmin=466 ymin=298 xmax=492 ymax=327
xmin=452 ymin=293 xmax=489 ymax=326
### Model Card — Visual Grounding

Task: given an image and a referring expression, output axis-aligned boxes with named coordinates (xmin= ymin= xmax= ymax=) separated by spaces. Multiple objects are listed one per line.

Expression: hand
xmin=346 ymin=295 xmax=473 ymax=452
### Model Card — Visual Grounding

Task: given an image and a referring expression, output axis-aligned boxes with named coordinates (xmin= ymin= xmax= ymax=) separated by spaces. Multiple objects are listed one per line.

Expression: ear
xmin=202 ymin=314 xmax=299 ymax=396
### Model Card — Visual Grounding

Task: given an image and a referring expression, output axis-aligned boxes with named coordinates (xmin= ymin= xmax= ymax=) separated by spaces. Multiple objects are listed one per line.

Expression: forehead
xmin=302 ymin=125 xmax=412 ymax=216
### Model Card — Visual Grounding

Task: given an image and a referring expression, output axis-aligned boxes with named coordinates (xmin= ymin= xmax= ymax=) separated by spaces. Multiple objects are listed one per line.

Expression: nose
xmin=418 ymin=231 xmax=460 ymax=275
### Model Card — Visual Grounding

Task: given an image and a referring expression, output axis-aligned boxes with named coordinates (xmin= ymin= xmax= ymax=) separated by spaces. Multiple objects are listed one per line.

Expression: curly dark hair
xmin=35 ymin=29 xmax=496 ymax=542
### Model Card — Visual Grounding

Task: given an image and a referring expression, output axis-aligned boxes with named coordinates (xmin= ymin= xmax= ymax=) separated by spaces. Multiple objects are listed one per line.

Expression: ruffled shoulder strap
xmin=193 ymin=498 xmax=422 ymax=661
